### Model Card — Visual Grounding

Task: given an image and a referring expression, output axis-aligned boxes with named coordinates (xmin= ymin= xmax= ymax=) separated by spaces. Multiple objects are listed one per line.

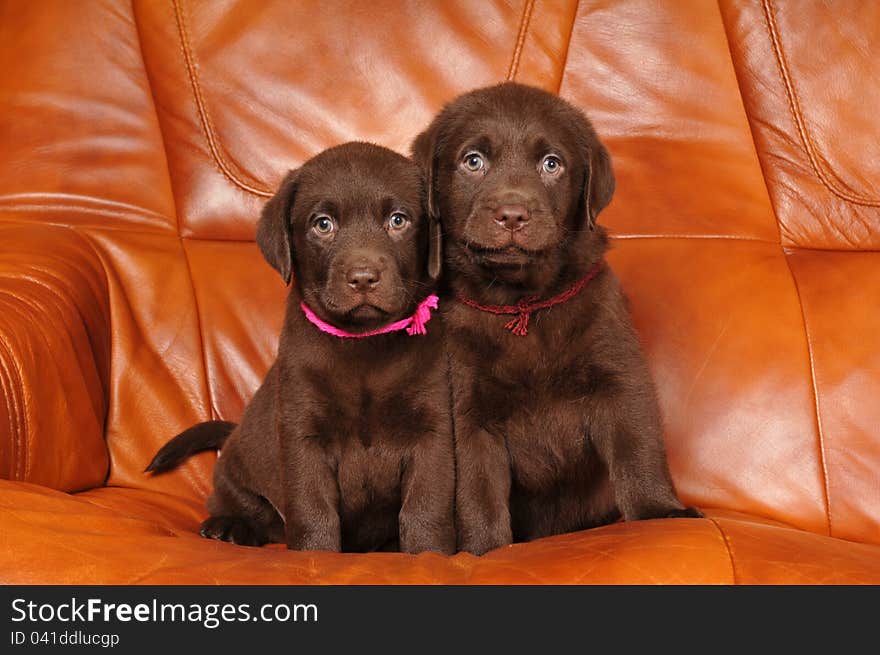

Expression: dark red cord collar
xmin=457 ymin=261 xmax=605 ymax=336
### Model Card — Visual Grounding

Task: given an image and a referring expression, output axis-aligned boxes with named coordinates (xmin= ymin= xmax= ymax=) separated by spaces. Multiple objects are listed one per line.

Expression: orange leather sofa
xmin=1 ymin=0 xmax=878 ymax=584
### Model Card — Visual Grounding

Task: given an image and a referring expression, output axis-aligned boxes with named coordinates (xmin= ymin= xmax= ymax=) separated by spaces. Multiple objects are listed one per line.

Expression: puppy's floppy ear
xmin=257 ymin=169 xmax=299 ymax=284
xmin=427 ymin=214 xmax=443 ymax=281
xmin=411 ymin=126 xmax=439 ymax=220
xmin=412 ymin=126 xmax=443 ymax=280
xmin=584 ymin=142 xmax=615 ymax=228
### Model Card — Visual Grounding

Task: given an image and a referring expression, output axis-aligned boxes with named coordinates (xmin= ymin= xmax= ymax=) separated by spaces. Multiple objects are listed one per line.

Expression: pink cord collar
xmin=300 ymin=294 xmax=439 ymax=338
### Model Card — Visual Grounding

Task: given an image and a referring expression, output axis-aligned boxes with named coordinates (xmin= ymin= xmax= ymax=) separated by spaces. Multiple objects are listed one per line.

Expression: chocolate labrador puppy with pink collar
xmin=148 ymin=142 xmax=454 ymax=554
xmin=412 ymin=83 xmax=700 ymax=555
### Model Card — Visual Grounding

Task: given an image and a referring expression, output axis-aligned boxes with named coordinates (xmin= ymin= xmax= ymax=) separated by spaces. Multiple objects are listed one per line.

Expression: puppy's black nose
xmin=346 ymin=266 xmax=381 ymax=292
xmin=494 ymin=204 xmax=530 ymax=231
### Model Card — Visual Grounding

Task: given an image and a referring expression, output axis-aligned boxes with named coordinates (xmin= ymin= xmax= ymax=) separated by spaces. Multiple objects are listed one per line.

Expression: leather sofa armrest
xmin=0 ymin=221 xmax=111 ymax=491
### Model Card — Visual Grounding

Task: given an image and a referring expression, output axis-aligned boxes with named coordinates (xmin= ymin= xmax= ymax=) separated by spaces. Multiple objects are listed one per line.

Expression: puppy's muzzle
xmin=493 ymin=204 xmax=531 ymax=232
xmin=340 ymin=250 xmax=388 ymax=294
xmin=346 ymin=264 xmax=381 ymax=292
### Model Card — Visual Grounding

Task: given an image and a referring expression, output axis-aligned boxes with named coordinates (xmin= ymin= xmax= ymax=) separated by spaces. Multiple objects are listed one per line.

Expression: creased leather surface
xmin=133 ymin=0 xmax=577 ymax=239
xmin=0 ymin=0 xmax=176 ymax=231
xmin=711 ymin=514 xmax=880 ymax=584
xmin=3 ymin=481 xmax=879 ymax=584
xmin=182 ymin=238 xmax=285 ymax=423
xmin=1 ymin=0 xmax=879 ymax=583
xmin=719 ymin=0 xmax=880 ymax=249
xmin=80 ymin=229 xmax=213 ymax=502
xmin=608 ymin=240 xmax=827 ymax=535
xmin=560 ymin=0 xmax=778 ymax=240
xmin=0 ymin=222 xmax=110 ymax=491
xmin=784 ymin=250 xmax=880 ymax=544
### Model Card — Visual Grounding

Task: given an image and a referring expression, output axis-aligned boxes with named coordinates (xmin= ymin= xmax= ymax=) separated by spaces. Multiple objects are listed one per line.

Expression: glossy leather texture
xmin=0 ymin=0 xmax=878 ymax=583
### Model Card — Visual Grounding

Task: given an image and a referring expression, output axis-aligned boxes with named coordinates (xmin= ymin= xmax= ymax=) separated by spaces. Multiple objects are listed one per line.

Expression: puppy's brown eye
xmin=388 ymin=212 xmax=408 ymax=230
xmin=542 ymin=155 xmax=562 ymax=175
xmin=313 ymin=216 xmax=335 ymax=235
xmin=463 ymin=152 xmax=485 ymax=172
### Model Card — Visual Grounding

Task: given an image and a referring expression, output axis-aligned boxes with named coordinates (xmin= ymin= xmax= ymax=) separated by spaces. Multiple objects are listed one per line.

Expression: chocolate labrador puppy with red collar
xmin=412 ymin=82 xmax=700 ymax=555
xmin=148 ymin=142 xmax=454 ymax=554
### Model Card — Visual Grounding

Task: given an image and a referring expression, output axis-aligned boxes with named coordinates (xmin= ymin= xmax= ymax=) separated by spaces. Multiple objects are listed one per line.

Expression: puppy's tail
xmin=145 ymin=420 xmax=237 ymax=475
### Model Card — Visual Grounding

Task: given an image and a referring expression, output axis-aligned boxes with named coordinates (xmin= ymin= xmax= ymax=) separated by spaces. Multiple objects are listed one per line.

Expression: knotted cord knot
xmin=503 ymin=296 xmax=540 ymax=336
xmin=405 ymin=294 xmax=439 ymax=335
xmin=456 ymin=261 xmax=605 ymax=337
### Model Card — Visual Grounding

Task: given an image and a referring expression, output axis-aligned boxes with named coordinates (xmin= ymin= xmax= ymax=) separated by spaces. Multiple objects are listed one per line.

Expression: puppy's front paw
xmin=200 ymin=516 xmax=266 ymax=547
xmin=664 ymin=507 xmax=703 ymax=519
xmin=459 ymin=526 xmax=513 ymax=556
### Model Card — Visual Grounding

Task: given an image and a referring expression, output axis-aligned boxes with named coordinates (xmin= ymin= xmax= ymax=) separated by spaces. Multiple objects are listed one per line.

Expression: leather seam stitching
xmin=707 ymin=517 xmax=738 ymax=584
xmin=762 ymin=0 xmax=880 ymax=206
xmin=716 ymin=0 xmax=784 ymax=247
xmin=0 ymin=217 xmax=784 ymax=244
xmin=139 ymin=4 xmax=212 ymax=494
xmin=0 ymin=194 xmax=171 ymax=217
xmin=781 ymin=249 xmax=833 ymax=536
xmin=171 ymin=0 xmax=273 ymax=198
xmin=0 ymin=208 xmax=163 ymax=226
xmin=703 ymin=2 xmax=838 ymax=528
xmin=0 ymin=216 xmax=787 ymax=245
xmin=0 ymin=218 xmax=167 ymax=237
xmin=612 ymin=233 xmax=774 ymax=242
xmin=506 ymin=0 xmax=536 ymax=81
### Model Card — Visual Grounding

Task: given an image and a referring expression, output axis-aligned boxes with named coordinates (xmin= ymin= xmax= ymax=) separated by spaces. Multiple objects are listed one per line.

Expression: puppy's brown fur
xmin=151 ymin=143 xmax=454 ymax=554
xmin=413 ymin=83 xmax=699 ymax=555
